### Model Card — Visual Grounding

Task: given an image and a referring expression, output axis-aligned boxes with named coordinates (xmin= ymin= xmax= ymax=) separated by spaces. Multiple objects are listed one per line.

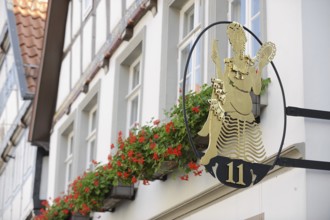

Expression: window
xmin=127 ymin=57 xmax=141 ymax=131
xmin=55 ymin=82 xmax=100 ymax=196
xmin=64 ymin=132 xmax=74 ymax=193
xmin=230 ymin=0 xmax=262 ymax=56
xmin=178 ymin=0 xmax=202 ymax=98
xmin=86 ymin=106 xmax=97 ymax=170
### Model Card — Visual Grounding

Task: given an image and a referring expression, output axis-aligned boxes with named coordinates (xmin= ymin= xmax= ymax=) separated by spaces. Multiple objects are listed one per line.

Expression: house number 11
xmin=226 ymin=162 xmax=246 ymax=186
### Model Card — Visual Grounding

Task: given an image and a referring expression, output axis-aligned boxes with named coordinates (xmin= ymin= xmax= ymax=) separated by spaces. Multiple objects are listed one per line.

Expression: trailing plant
xmin=36 ymin=85 xmax=210 ymax=219
xmin=261 ymin=77 xmax=271 ymax=95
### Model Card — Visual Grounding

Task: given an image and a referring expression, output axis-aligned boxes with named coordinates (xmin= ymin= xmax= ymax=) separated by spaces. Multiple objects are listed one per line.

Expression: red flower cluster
xmin=153 ymin=152 xmax=159 ymax=160
xmin=166 ymin=144 xmax=182 ymax=157
xmin=191 ymin=106 xmax=200 ymax=113
xmin=131 ymin=176 xmax=137 ymax=184
xmin=149 ymin=142 xmax=156 ymax=150
xmin=138 ymin=136 xmax=145 ymax=143
xmin=80 ymin=203 xmax=91 ymax=216
xmin=165 ymin=121 xmax=175 ymax=134
xmin=188 ymin=161 xmax=203 ymax=176
xmin=129 ymin=132 xmax=137 ymax=144
xmin=180 ymin=175 xmax=189 ymax=181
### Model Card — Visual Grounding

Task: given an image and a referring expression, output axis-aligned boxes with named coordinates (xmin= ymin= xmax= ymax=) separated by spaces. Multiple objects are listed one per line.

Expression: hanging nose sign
xmin=182 ymin=21 xmax=287 ymax=188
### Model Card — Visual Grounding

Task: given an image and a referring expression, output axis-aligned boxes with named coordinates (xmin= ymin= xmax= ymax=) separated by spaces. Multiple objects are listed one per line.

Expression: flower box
xmin=102 ymin=184 xmax=135 ymax=212
xmin=251 ymin=92 xmax=261 ymax=122
xmin=194 ymin=135 xmax=209 ymax=151
xmin=69 ymin=213 xmax=90 ymax=220
xmin=150 ymin=161 xmax=178 ymax=181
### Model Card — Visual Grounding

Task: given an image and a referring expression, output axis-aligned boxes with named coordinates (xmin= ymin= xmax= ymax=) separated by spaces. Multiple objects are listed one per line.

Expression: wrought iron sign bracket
xmin=278 ymin=106 xmax=330 ymax=171
xmin=286 ymin=106 xmax=330 ymax=120
xmin=276 ymin=157 xmax=330 ymax=171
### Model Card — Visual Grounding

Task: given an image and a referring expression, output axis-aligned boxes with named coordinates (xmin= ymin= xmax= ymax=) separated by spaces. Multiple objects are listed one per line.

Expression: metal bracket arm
xmin=276 ymin=157 xmax=330 ymax=171
xmin=286 ymin=106 xmax=330 ymax=120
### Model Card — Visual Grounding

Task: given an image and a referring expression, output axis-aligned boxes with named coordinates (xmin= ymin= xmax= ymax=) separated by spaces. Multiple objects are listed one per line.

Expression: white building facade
xmin=0 ymin=0 xmax=49 ymax=219
xmin=43 ymin=0 xmax=330 ymax=219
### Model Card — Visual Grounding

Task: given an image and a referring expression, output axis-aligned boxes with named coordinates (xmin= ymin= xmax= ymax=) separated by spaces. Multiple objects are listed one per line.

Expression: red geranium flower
xmin=54 ymin=197 xmax=61 ymax=205
xmin=153 ymin=152 xmax=159 ymax=160
xmin=180 ymin=175 xmax=189 ymax=181
xmin=188 ymin=161 xmax=200 ymax=170
xmin=131 ymin=176 xmax=137 ymax=184
xmin=194 ymin=170 xmax=203 ymax=176
xmin=138 ymin=157 xmax=144 ymax=165
xmin=41 ymin=200 xmax=49 ymax=207
xmin=139 ymin=136 xmax=145 ymax=143
xmin=192 ymin=106 xmax=200 ymax=113
xmin=150 ymin=142 xmax=156 ymax=150
xmin=165 ymin=121 xmax=175 ymax=133
xmin=84 ymin=187 xmax=90 ymax=193
xmin=129 ymin=132 xmax=137 ymax=144
xmin=128 ymin=150 xmax=134 ymax=157
xmin=123 ymin=172 xmax=129 ymax=178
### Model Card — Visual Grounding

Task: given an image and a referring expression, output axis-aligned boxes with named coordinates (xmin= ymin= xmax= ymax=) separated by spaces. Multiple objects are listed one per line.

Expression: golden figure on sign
xmin=199 ymin=22 xmax=276 ymax=165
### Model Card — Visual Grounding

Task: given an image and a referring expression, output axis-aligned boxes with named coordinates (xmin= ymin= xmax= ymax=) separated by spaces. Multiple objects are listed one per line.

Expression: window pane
xmin=240 ymin=0 xmax=246 ymax=25
xmin=251 ymin=16 xmax=260 ymax=57
xmin=251 ymin=0 xmax=260 ymax=17
xmin=130 ymin=96 xmax=138 ymax=126
xmin=68 ymin=135 xmax=73 ymax=155
xmin=195 ymin=67 xmax=201 ymax=92
xmin=195 ymin=43 xmax=201 ymax=90
xmin=87 ymin=139 xmax=96 ymax=170
xmin=132 ymin=62 xmax=140 ymax=90
xmin=89 ymin=139 xmax=95 ymax=161
xmin=67 ymin=162 xmax=72 ymax=183
xmin=90 ymin=110 xmax=97 ymax=131
xmin=180 ymin=44 xmax=192 ymax=80
xmin=179 ymin=73 xmax=191 ymax=95
xmin=184 ymin=5 xmax=194 ymax=36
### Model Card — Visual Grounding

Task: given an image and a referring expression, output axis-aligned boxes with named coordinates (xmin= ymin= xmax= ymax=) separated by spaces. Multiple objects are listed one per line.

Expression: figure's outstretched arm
xmin=253 ymin=42 xmax=276 ymax=94
xmin=212 ymin=40 xmax=223 ymax=80
xmin=256 ymin=42 xmax=276 ymax=75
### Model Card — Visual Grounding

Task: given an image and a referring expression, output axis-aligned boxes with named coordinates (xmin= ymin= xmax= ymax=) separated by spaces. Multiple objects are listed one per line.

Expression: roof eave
xmin=28 ymin=0 xmax=69 ymax=147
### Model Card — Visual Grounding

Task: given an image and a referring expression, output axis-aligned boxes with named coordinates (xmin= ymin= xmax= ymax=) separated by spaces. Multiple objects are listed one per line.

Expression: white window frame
xmin=126 ymin=56 xmax=141 ymax=132
xmin=64 ymin=131 xmax=74 ymax=193
xmin=177 ymin=0 xmax=202 ymax=99
xmin=82 ymin=0 xmax=93 ymax=19
xmin=86 ymin=105 xmax=97 ymax=170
